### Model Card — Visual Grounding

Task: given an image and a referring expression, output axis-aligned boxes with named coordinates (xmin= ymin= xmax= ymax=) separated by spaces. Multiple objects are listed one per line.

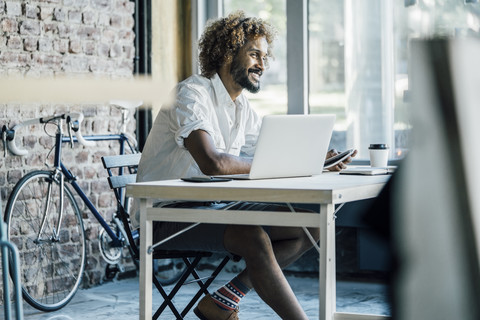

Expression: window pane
xmin=308 ymin=0 xmax=346 ymax=151
xmin=394 ymin=1 xmax=480 ymax=159
xmin=309 ymin=0 xmax=480 ymax=159
xmin=310 ymin=0 xmax=397 ymax=158
xmin=223 ymin=0 xmax=287 ymax=116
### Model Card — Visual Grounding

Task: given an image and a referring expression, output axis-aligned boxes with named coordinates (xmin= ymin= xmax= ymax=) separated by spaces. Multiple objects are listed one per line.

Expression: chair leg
xmin=181 ymin=256 xmax=231 ymax=318
xmin=152 ymin=255 xmax=232 ymax=319
xmin=153 ymin=256 xmax=203 ymax=320
xmin=152 ymin=272 xmax=184 ymax=319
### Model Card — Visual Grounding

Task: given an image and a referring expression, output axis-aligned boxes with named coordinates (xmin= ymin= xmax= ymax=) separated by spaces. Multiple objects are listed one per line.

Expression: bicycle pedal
xmin=104 ymin=264 xmax=120 ymax=280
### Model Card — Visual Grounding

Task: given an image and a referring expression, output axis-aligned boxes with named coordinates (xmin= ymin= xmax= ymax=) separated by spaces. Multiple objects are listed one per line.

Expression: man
xmin=137 ymin=11 xmax=355 ymax=320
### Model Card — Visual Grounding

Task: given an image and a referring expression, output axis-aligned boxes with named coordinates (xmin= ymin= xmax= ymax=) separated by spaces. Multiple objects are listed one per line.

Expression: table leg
xmin=140 ymin=199 xmax=153 ymax=320
xmin=319 ymin=203 xmax=336 ymax=320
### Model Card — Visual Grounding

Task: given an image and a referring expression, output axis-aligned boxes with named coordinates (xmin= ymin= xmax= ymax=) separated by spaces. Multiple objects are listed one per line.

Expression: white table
xmin=127 ymin=172 xmax=390 ymax=320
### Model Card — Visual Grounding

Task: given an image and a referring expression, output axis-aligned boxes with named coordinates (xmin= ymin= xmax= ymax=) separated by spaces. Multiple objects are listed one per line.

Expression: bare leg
xmin=223 ymin=225 xmax=319 ymax=320
xmin=269 ymin=226 xmax=320 ymax=268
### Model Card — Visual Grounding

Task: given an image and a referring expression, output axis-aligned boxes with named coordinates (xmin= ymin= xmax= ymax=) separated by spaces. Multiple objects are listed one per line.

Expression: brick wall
xmin=0 ymin=0 xmax=137 ymax=303
xmin=0 ymin=0 xmax=135 ymax=76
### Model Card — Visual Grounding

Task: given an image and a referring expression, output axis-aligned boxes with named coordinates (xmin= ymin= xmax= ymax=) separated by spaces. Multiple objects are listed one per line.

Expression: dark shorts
xmin=152 ymin=201 xmax=289 ymax=253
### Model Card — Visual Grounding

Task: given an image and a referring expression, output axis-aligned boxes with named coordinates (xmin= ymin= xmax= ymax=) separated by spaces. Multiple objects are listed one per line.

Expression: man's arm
xmin=184 ymin=129 xmax=252 ymax=175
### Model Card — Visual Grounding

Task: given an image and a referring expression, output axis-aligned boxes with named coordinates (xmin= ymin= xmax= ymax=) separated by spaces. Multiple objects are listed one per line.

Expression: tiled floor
xmin=7 ymin=271 xmax=391 ymax=320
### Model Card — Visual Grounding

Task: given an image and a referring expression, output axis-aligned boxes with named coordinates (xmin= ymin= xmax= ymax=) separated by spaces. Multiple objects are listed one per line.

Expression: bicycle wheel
xmin=4 ymin=170 xmax=86 ymax=311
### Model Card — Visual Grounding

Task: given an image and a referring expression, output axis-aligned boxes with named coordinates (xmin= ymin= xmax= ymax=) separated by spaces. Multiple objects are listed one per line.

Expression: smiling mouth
xmin=249 ymin=69 xmax=262 ymax=82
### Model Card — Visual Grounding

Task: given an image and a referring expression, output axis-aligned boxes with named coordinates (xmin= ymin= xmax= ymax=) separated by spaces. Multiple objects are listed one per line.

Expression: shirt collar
xmin=211 ymin=73 xmax=246 ymax=110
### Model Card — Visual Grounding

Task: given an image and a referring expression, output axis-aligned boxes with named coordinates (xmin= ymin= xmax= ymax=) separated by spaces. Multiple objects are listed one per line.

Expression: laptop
xmin=216 ymin=114 xmax=335 ymax=180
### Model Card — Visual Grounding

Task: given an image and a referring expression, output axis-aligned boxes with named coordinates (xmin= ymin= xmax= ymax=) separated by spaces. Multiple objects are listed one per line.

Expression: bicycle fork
xmin=36 ymin=127 xmax=66 ymax=244
xmin=36 ymin=169 xmax=65 ymax=244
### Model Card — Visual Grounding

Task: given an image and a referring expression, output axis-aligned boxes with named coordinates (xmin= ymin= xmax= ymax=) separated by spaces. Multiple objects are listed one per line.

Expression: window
xmin=216 ymin=0 xmax=480 ymax=159
xmin=309 ymin=0 xmax=480 ymax=158
xmin=393 ymin=0 xmax=480 ymax=159
xmin=310 ymin=1 xmax=397 ymax=157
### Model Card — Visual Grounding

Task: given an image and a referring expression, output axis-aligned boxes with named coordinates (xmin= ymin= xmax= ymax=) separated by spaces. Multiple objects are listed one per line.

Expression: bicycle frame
xmin=63 ymin=133 xmax=135 ymax=199
xmin=54 ymin=129 xmax=136 ymax=246
xmin=63 ymin=133 xmax=135 ymax=157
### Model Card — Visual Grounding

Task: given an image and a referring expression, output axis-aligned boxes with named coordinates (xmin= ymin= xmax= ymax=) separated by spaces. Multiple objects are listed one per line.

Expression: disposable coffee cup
xmin=369 ymin=144 xmax=389 ymax=167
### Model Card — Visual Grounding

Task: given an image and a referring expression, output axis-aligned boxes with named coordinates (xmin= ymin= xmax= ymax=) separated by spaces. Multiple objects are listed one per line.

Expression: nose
xmin=256 ymin=58 xmax=265 ymax=71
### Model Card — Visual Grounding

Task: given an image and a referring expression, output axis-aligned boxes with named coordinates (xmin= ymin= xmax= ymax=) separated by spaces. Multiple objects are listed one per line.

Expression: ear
xmin=223 ymin=54 xmax=233 ymax=66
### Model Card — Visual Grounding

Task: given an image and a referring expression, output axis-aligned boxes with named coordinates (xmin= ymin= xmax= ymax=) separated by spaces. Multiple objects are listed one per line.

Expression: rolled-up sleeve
xmin=173 ymin=84 xmax=216 ymax=149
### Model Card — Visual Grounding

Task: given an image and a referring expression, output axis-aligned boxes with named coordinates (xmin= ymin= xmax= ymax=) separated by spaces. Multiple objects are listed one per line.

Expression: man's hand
xmin=326 ymin=149 xmax=357 ymax=171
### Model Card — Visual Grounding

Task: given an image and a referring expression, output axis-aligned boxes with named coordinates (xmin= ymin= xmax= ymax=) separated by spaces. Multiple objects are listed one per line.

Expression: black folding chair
xmin=101 ymin=153 xmax=233 ymax=319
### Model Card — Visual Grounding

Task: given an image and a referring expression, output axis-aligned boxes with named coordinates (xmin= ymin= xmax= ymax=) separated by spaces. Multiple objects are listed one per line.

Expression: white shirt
xmin=132 ymin=74 xmax=262 ymax=228
xmin=137 ymin=73 xmax=261 ymax=182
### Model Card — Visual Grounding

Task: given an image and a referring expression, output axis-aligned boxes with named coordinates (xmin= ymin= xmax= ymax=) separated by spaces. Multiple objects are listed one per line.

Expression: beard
xmin=230 ymin=58 xmax=261 ymax=94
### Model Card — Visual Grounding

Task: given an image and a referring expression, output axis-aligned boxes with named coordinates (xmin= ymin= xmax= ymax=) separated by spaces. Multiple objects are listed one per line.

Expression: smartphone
xmin=323 ymin=148 xmax=355 ymax=169
xmin=181 ymin=176 xmax=232 ymax=183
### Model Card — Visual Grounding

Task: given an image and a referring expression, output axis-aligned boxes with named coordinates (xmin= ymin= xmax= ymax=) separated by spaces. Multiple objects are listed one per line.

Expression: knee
xmin=224 ymin=225 xmax=273 ymax=258
xmin=241 ymin=226 xmax=273 ymax=254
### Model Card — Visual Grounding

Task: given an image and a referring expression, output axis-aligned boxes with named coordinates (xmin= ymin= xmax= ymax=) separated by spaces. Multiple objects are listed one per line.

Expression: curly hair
xmin=198 ymin=10 xmax=278 ymax=79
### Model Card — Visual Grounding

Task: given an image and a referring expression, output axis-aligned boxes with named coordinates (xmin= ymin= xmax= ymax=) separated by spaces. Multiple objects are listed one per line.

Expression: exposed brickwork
xmin=1 ymin=0 xmax=134 ymax=76
xmin=0 ymin=0 xmax=137 ymax=300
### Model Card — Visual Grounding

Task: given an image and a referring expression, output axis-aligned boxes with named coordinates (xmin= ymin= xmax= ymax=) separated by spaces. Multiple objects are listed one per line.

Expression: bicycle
xmin=1 ymin=102 xmax=188 ymax=312
xmin=1 ymin=104 xmax=141 ymax=312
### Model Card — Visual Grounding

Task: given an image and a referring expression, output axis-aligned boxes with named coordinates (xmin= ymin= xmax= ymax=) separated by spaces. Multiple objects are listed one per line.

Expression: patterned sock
xmin=211 ymin=276 xmax=250 ymax=311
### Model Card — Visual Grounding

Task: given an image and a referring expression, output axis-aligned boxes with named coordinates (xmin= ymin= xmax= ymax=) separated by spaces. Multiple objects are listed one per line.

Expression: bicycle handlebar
xmin=6 ymin=112 xmax=95 ymax=156
xmin=69 ymin=112 xmax=96 ymax=148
